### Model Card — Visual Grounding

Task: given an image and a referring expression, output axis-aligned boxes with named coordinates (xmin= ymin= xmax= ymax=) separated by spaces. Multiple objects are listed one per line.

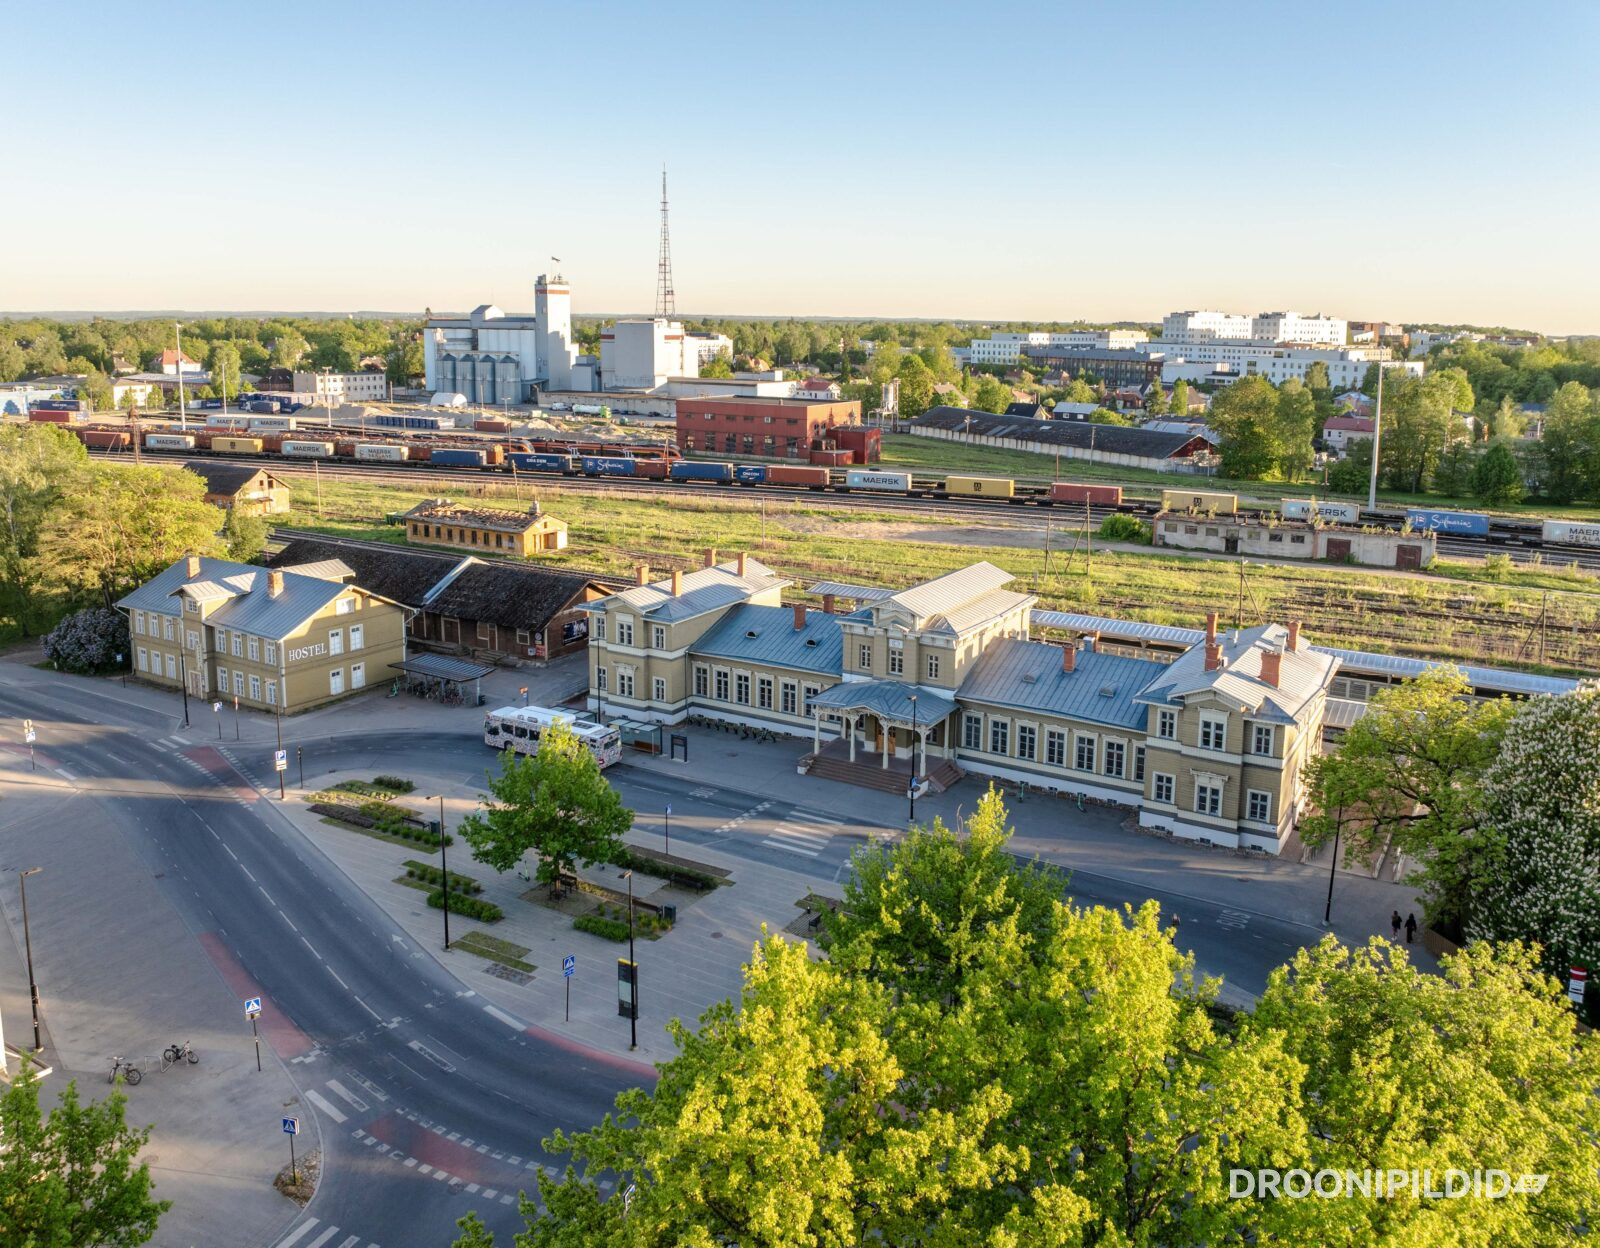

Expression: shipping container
xmin=197 ymin=398 xmax=224 ymax=410
xmin=205 ymin=413 xmax=252 ymax=429
xmin=33 ymin=399 xmax=87 ymax=413
xmin=809 ymin=448 xmax=853 ymax=467
xmin=1405 ymin=507 xmax=1489 ymax=537
xmin=767 ymin=465 xmax=831 ymax=489
xmin=247 ymin=415 xmax=298 ymax=433
xmin=246 ymin=400 xmax=281 ymax=415
xmin=573 ymin=404 xmax=610 ymax=417
xmin=580 ymin=455 xmax=637 ymax=477
xmin=670 ymin=461 xmax=734 ymax=484
xmin=430 ymin=447 xmax=489 ymax=468
xmin=1046 ymin=482 xmax=1122 ymax=507
xmin=1540 ymin=519 xmax=1600 ymax=548
xmin=354 ymin=442 xmax=409 ymax=462
xmin=1161 ymin=489 xmax=1238 ymax=515
xmin=407 ymin=444 xmax=433 ymax=462
xmin=211 ymin=436 xmax=264 ymax=454
xmin=28 ymin=410 xmax=79 ymax=425
xmin=1314 ymin=501 xmax=1362 ymax=525
xmin=634 ymin=459 xmax=670 ymax=479
xmin=373 ymin=412 xmax=456 ymax=431
xmin=507 ymin=452 xmax=576 ymax=474
xmin=143 ymin=433 xmax=196 ymax=451
xmin=733 ymin=465 xmax=768 ymax=485
xmin=942 ymin=475 xmax=1015 ymax=498
xmin=258 ymin=434 xmax=285 ymax=453
xmin=281 ymin=440 xmax=335 ymax=458
xmin=78 ymin=429 xmax=132 ymax=450
xmin=474 ymin=418 xmax=512 ymax=433
xmin=843 ymin=469 xmax=913 ymax=493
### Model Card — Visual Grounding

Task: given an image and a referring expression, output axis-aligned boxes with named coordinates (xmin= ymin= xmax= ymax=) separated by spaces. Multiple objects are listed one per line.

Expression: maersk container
xmin=843 ymin=469 xmax=913 ymax=493
xmin=354 ymin=442 xmax=410 ymax=462
xmin=206 ymin=413 xmax=252 ymax=428
xmin=507 ymin=452 xmax=576 ymax=474
xmin=1314 ymin=501 xmax=1362 ymax=525
xmin=281 ymin=440 xmax=335 ymax=458
xmin=581 ymin=455 xmax=636 ymax=477
xmin=670 ymin=461 xmax=734 ymax=483
xmin=247 ymin=415 xmax=297 ymax=433
xmin=143 ymin=433 xmax=197 ymax=451
xmin=1541 ymin=519 xmax=1600 ymax=548
xmin=733 ymin=465 xmax=768 ymax=485
xmin=1405 ymin=507 xmax=1489 ymax=536
xmin=430 ymin=447 xmax=489 ymax=468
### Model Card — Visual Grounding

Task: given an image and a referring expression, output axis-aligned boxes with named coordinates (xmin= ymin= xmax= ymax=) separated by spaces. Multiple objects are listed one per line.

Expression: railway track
xmin=93 ymin=446 xmax=1600 ymax=573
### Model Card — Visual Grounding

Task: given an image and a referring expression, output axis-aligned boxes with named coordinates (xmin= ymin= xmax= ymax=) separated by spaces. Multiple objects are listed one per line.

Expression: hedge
xmin=373 ymin=775 xmax=416 ymax=793
xmin=308 ymin=802 xmax=453 ymax=847
xmin=426 ymin=890 xmax=502 ymax=922
xmin=403 ymin=860 xmax=481 ymax=894
xmin=573 ymin=913 xmax=629 ymax=941
xmin=613 ymin=847 xmax=723 ymax=892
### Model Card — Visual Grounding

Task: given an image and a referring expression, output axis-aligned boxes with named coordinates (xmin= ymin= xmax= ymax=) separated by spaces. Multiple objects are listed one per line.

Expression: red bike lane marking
xmin=365 ymin=1113 xmax=525 ymax=1186
xmin=180 ymin=745 xmax=259 ymax=801
xmin=523 ymin=1022 xmax=658 ymax=1083
xmin=198 ymin=931 xmax=315 ymax=1058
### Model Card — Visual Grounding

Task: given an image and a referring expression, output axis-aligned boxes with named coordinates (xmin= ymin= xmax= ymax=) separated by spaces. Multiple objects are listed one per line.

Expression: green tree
xmin=0 ymin=424 xmax=91 ymax=636
xmin=1088 ymin=405 xmax=1135 ymax=425
xmin=1273 ymin=378 xmax=1317 ymax=479
xmin=971 ymin=375 xmax=1012 ymax=414
xmin=1326 ymin=435 xmax=1374 ymax=494
xmin=699 ymin=353 xmax=733 ymax=379
xmin=269 ymin=327 xmax=308 ymax=370
xmin=1061 ymin=376 xmax=1097 ymax=404
xmin=0 ymin=1072 xmax=171 ymax=1247
xmin=459 ymin=722 xmax=633 ymax=888
xmin=1206 ymin=375 xmax=1284 ymax=478
xmin=206 ymin=340 xmax=242 ymax=401
xmin=1303 ymin=360 xmax=1331 ymax=394
xmin=221 ymin=504 xmax=269 ymax=562
xmin=385 ymin=336 xmax=425 ymax=385
xmin=1469 ymin=684 xmax=1600 ymax=988
xmin=1430 ymin=438 xmax=1479 ymax=498
xmin=1144 ymin=382 xmax=1167 ymax=416
xmin=1488 ymin=394 xmax=1526 ymax=439
xmin=1380 ymin=369 xmax=1474 ymax=493
xmin=35 ymin=464 xmax=227 ymax=608
xmin=1169 ymin=378 xmax=1190 ymax=414
xmin=893 ymin=355 xmax=934 ymax=420
xmin=80 ymin=368 xmax=114 ymax=412
xmin=1301 ymin=667 xmax=1513 ymax=931
xmin=1537 ymin=381 xmax=1598 ymax=503
xmin=1472 ymin=440 xmax=1525 ymax=504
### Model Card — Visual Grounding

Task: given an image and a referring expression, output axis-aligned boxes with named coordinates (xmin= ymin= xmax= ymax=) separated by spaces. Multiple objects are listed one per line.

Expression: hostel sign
xmin=287 ymin=642 xmax=327 ymax=662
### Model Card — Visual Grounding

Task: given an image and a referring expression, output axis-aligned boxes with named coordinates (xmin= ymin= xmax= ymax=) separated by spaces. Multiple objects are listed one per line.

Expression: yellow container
xmin=1161 ymin=488 xmax=1237 ymax=515
xmin=944 ymin=475 xmax=1015 ymax=498
xmin=212 ymin=436 xmax=265 ymax=454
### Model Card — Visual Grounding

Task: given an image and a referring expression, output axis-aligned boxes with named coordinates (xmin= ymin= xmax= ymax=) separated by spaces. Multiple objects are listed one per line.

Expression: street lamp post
xmin=177 ymin=650 xmax=192 ymax=728
xmin=1323 ymin=806 xmax=1344 ymax=926
xmin=175 ymin=322 xmax=188 ymax=432
xmin=907 ymin=694 xmax=919 ymax=825
xmin=432 ymin=794 xmax=451 ymax=950
xmin=19 ymin=867 xmax=43 ymax=1050
xmin=623 ymin=869 xmax=637 ymax=1051
xmin=664 ymin=804 xmax=671 ymax=857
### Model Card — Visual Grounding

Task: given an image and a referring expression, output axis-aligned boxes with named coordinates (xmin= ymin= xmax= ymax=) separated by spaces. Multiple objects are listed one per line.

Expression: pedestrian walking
xmin=1404 ymin=913 xmax=1417 ymax=944
xmin=1390 ymin=910 xmax=1402 ymax=940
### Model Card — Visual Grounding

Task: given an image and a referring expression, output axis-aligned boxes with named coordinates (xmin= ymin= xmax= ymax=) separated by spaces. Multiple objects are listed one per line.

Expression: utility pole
xmin=177 ymin=650 xmax=192 ymax=728
xmin=434 ymin=794 xmax=451 ymax=950
xmin=1367 ymin=362 xmax=1387 ymax=512
xmin=624 ymin=871 xmax=637 ymax=1050
xmin=19 ymin=868 xmax=43 ymax=1050
xmin=1236 ymin=559 xmax=1247 ymax=631
xmin=175 ymin=322 xmax=189 ymax=432
xmin=1324 ymin=807 xmax=1343 ymax=925
xmin=1084 ymin=497 xmax=1092 ymax=579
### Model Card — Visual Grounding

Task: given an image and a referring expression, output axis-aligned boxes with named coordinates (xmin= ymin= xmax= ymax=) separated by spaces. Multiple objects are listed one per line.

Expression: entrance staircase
xmin=801 ymin=746 xmax=964 ymax=795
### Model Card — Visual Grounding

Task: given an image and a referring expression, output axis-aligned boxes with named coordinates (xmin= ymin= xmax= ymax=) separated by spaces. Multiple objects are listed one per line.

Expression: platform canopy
xmin=389 ymin=653 xmax=496 ymax=684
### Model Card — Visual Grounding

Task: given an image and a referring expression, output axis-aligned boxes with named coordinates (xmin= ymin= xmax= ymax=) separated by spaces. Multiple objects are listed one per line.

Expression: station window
xmin=735 ymin=673 xmax=750 ymax=704
xmin=1152 ymin=773 xmax=1175 ymax=804
xmin=803 ymin=684 xmax=819 ymax=714
xmin=264 ymin=642 xmax=277 ymax=665
xmin=694 ymin=666 xmax=709 ymax=697
xmin=989 ymin=720 xmax=1009 ymax=755
xmin=962 ymin=714 xmax=982 ymax=751
xmin=1045 ymin=729 xmax=1065 ymax=767
xmin=1195 ymin=782 xmax=1222 ymax=816
xmin=1252 ymin=725 xmax=1274 ymax=755
xmin=1247 ymin=790 xmax=1272 ymax=822
xmin=715 ymin=670 xmax=729 ymax=700
xmin=781 ymin=682 xmax=797 ymax=715
xmin=1015 ymin=724 xmax=1036 ymax=761
xmin=888 ymin=649 xmax=903 ymax=675
xmin=248 ymin=637 xmax=260 ymax=662
xmin=758 ymin=677 xmax=773 ymax=710
xmin=653 ymin=677 xmax=667 ymax=702
xmin=616 ymin=618 xmax=634 ymax=647
xmin=651 ymin=625 xmax=666 ymax=649
xmin=596 ymin=666 xmax=608 ymax=691
xmin=1103 ymin=739 xmax=1125 ymax=778
xmin=1074 ymin=735 xmax=1096 ymax=771
xmin=1133 ymin=746 xmax=1146 ymax=783
xmin=1157 ymin=709 xmax=1176 ymax=740
xmin=618 ymin=671 xmax=634 ymax=698
xmin=858 ymin=644 xmax=872 ymax=670
xmin=1200 ymin=715 xmax=1227 ymax=751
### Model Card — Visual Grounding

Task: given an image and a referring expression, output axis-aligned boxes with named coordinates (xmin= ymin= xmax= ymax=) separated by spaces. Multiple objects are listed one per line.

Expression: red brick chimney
xmin=671 ymin=569 xmax=683 ymax=597
xmin=793 ymin=603 xmax=807 ymax=631
xmin=1062 ymin=643 xmax=1076 ymax=674
xmin=1260 ymin=647 xmax=1282 ymax=688
xmin=186 ymin=554 xmax=201 ymax=578
xmin=737 ymin=552 xmax=749 ymax=578
xmin=822 ymin=593 xmax=837 ymax=615
xmin=704 ymin=547 xmax=717 ymax=568
xmin=1089 ymin=631 xmax=1102 ymax=653
xmin=268 ymin=570 xmax=284 ymax=598
xmin=635 ymin=564 xmax=650 ymax=586
xmin=1205 ymin=611 xmax=1218 ymax=644
xmin=1287 ymin=620 xmax=1302 ymax=651
xmin=1204 ymin=641 xmax=1223 ymax=672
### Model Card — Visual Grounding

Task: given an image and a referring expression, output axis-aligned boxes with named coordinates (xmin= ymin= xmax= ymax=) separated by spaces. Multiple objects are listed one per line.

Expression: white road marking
xmin=403 ymin=1156 xmax=417 ymax=1167
xmin=483 ymin=1004 xmax=523 ymax=1029
xmin=55 ymin=768 xmax=76 ymax=781
xmin=355 ymin=997 xmax=382 ymax=1021
xmin=327 ymin=1080 xmax=368 ymax=1111
xmin=465 ymin=1182 xmax=480 ymax=1194
xmin=483 ymin=1189 xmax=498 ymax=1200
xmin=272 ymin=1218 xmax=320 ymax=1248
xmin=417 ymin=1163 xmax=433 ymax=1175
xmin=304 ymin=1227 xmax=340 ymax=1248
xmin=259 ymin=885 xmax=276 ymax=906
xmin=337 ymin=1237 xmax=361 ymax=1248
xmin=788 ymin=809 xmax=845 ymax=826
xmin=327 ymin=968 xmax=349 ymax=991
xmin=241 ymin=864 xmax=255 ymax=880
xmin=299 ymin=935 xmax=322 ymax=960
xmin=304 ymin=1088 xmax=347 ymax=1123
xmin=278 ymin=909 xmax=299 ymax=932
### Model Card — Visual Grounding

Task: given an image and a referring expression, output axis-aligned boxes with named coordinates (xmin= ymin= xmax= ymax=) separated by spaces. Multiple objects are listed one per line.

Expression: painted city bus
xmin=482 ymin=705 xmax=622 ymax=769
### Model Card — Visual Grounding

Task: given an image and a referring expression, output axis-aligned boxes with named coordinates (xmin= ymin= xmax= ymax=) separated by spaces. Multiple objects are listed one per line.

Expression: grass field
xmin=279 ymin=476 xmax=1600 ymax=675
xmin=876 ymin=431 xmax=1600 ymax=520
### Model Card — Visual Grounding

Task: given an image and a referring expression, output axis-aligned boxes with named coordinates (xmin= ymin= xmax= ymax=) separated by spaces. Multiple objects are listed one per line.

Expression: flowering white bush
xmin=1469 ymin=682 xmax=1600 ymax=987
xmin=42 ymin=607 xmax=129 ymax=674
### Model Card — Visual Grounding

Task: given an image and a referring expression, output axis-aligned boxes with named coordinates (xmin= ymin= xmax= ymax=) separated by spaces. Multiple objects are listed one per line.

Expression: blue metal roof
xmin=691 ymin=604 xmax=843 ymax=675
xmin=117 ymin=556 xmax=350 ymax=640
xmin=811 ymin=679 xmax=958 ymax=725
xmin=957 ymin=639 xmax=1155 ymax=729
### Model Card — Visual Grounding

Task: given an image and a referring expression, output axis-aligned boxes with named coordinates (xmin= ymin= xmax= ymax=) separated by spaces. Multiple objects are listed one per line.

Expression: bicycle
xmin=109 ymin=1056 xmax=143 ymax=1085
xmin=162 ymin=1041 xmax=198 ymax=1069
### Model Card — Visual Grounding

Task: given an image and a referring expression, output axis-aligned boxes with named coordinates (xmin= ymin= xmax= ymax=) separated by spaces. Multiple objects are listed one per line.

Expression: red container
xmin=258 ymin=434 xmax=284 ymax=453
xmin=334 ymin=438 xmax=358 ymax=457
xmin=191 ymin=430 xmax=215 ymax=450
xmin=834 ymin=427 xmax=881 ymax=463
xmin=1049 ymin=482 xmax=1122 ymax=506
xmin=767 ymin=465 xmax=831 ymax=488
xmin=474 ymin=418 xmax=512 ymax=433
xmin=809 ymin=448 xmax=852 ymax=467
xmin=409 ymin=443 xmax=432 ymax=462
xmin=634 ymin=459 xmax=670 ymax=479
xmin=79 ymin=429 xmax=131 ymax=450
xmin=29 ymin=410 xmax=74 ymax=424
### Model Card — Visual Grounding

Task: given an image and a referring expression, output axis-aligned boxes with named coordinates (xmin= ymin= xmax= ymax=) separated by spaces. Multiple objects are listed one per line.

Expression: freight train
xmin=50 ymin=417 xmax=1600 ymax=552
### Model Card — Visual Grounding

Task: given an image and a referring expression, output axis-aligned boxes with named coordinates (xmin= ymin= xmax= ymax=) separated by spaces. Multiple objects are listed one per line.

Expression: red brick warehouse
xmin=675 ymin=396 xmax=872 ymax=460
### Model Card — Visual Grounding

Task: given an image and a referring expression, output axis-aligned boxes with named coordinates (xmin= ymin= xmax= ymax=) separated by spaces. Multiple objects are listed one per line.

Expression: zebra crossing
xmin=146 ymin=733 xmax=188 ymax=753
xmin=761 ymin=807 xmax=846 ymax=857
xmin=271 ymin=1215 xmax=380 ymax=1248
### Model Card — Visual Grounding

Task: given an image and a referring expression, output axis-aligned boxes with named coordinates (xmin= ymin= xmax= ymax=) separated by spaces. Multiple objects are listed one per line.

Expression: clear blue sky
xmin=4 ymin=0 xmax=1596 ymax=332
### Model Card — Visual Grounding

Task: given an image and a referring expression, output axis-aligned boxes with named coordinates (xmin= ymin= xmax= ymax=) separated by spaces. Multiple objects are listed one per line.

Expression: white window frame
xmin=1074 ymin=734 xmax=1096 ymax=772
xmin=336 ymin=596 xmax=355 ymax=615
xmin=1195 ymin=781 xmax=1222 ymax=816
xmin=1247 ymin=789 xmax=1271 ymax=822
xmin=714 ymin=670 xmax=729 ymax=700
xmin=249 ymin=674 xmax=262 ymax=701
xmin=781 ymin=682 xmax=797 ymax=715
xmin=887 ymin=648 xmax=903 ymax=675
xmin=651 ymin=624 xmax=666 ymax=649
xmin=136 ymin=646 xmax=148 ymax=672
xmin=1157 ymin=708 xmax=1176 ymax=740
xmin=1015 ymin=723 xmax=1036 ymax=761
xmin=264 ymin=642 xmax=277 ymax=665
xmin=265 ymin=679 xmax=277 ymax=706
xmin=926 ymin=653 xmax=940 ymax=680
xmin=165 ymin=653 xmax=177 ymax=678
xmin=803 ymin=684 xmax=820 ymax=715
xmin=232 ymin=634 xmax=243 ymax=658
xmin=963 ymin=714 xmax=982 ymax=750
xmin=758 ymin=676 xmax=773 ymax=710
xmin=217 ymin=667 xmax=229 ymax=693
xmin=1133 ymin=745 xmax=1146 ymax=783
xmin=616 ymin=617 xmax=634 ymax=647
xmin=1103 ymin=739 xmax=1125 ymax=778
xmin=134 ymin=610 xmax=145 ymax=634
xmin=349 ymin=624 xmax=363 ymax=651
xmin=595 ymin=615 xmax=607 ymax=641
xmin=1200 ymin=714 xmax=1227 ymax=751
xmin=248 ymin=636 xmax=260 ymax=662
xmin=617 ymin=670 xmax=634 ymax=698
xmin=1153 ymin=772 xmax=1175 ymax=804
xmin=1252 ymin=724 xmax=1274 ymax=755
xmin=351 ymin=662 xmax=365 ymax=689
xmin=734 ymin=673 xmax=750 ymax=705
xmin=1045 ymin=729 xmax=1065 ymax=767
xmin=694 ymin=665 xmax=709 ymax=697
xmin=989 ymin=719 xmax=1009 ymax=755
xmin=329 ymin=667 xmax=344 ymax=696
xmin=162 ymin=616 xmax=174 ymax=641
xmin=596 ymin=666 xmax=609 ymax=691
xmin=329 ymin=628 xmax=344 ymax=656
xmin=653 ymin=677 xmax=667 ymax=702
xmin=858 ymin=643 xmax=872 ymax=670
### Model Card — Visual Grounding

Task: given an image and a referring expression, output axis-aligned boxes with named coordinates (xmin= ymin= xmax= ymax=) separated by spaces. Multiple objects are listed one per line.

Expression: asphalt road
xmin=2 ymin=679 xmax=1333 ymax=1248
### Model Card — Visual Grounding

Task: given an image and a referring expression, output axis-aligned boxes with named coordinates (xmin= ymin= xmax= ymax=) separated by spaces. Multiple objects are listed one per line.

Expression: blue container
xmin=671 ymin=461 xmax=734 ymax=483
xmin=430 ymin=448 xmax=488 ymax=468
xmin=733 ymin=464 xmax=767 ymax=485
xmin=1405 ymin=507 xmax=1490 ymax=536
xmin=508 ymin=452 xmax=575 ymax=473
xmin=197 ymin=398 xmax=223 ymax=410
xmin=581 ymin=456 xmax=637 ymax=477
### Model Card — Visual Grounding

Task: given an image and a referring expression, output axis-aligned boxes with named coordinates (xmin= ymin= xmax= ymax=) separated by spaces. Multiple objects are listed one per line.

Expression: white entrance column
xmin=812 ymin=708 xmax=821 ymax=754
xmin=917 ymin=728 xmax=927 ymax=778
xmin=881 ymin=719 xmax=891 ymax=769
xmin=848 ymin=715 xmax=857 ymax=763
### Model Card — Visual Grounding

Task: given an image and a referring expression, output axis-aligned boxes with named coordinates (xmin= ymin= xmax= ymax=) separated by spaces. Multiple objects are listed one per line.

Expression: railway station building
xmin=401 ymin=498 xmax=568 ymax=557
xmin=583 ymin=557 xmax=1337 ymax=853
xmin=118 ymin=554 xmax=408 ymax=713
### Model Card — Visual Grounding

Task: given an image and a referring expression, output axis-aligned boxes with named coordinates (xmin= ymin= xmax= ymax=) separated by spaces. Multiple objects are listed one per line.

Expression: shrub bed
xmin=573 ymin=913 xmax=629 ymax=941
xmin=612 ymin=847 xmax=725 ymax=892
xmin=404 ymin=860 xmax=481 ymax=894
xmin=427 ymin=890 xmax=502 ymax=922
xmin=373 ymin=775 xmax=415 ymax=793
xmin=308 ymin=802 xmax=453 ymax=847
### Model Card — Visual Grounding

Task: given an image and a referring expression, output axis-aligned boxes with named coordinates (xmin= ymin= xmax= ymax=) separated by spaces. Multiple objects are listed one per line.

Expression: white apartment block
xmin=1152 ymin=344 xmax=1422 ymax=390
xmin=685 ymin=331 xmax=734 ymax=367
xmin=1160 ymin=311 xmax=1255 ymax=343
xmin=1161 ymin=309 xmax=1346 ymax=347
xmin=966 ymin=329 xmax=1149 ymax=366
xmin=293 ymin=370 xmax=387 ymax=403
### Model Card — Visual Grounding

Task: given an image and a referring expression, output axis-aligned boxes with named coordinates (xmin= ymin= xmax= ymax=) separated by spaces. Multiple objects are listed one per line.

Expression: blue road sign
xmin=244 ymin=996 xmax=262 ymax=1017
xmin=563 ymin=955 xmax=575 ymax=979
xmin=282 ymin=1117 xmax=299 ymax=1135
xmin=274 ymin=749 xmax=288 ymax=772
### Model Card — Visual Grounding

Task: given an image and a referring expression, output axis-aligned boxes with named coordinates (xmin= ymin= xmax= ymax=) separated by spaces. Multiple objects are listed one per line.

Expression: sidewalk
xmin=277 ymin=768 xmax=833 ymax=1068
